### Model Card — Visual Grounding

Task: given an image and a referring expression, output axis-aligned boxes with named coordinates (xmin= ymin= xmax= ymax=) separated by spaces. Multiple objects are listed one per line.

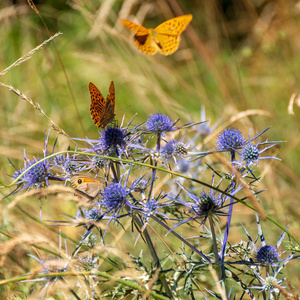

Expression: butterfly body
xmin=71 ymin=175 xmax=104 ymax=201
xmin=120 ymin=14 xmax=192 ymax=56
xmin=89 ymin=81 xmax=115 ymax=128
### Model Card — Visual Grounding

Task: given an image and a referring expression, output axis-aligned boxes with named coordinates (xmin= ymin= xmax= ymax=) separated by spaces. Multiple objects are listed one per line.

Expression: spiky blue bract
xmin=146 ymin=113 xmax=173 ymax=134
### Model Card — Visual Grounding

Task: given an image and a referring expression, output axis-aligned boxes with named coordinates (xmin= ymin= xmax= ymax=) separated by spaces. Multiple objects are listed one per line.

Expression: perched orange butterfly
xmin=119 ymin=14 xmax=192 ymax=56
xmin=89 ymin=81 xmax=115 ymax=128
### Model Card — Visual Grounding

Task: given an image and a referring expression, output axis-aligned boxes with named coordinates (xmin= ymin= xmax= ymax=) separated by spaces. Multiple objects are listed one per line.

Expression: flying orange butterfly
xmin=119 ymin=14 xmax=192 ymax=56
xmin=89 ymin=81 xmax=115 ymax=128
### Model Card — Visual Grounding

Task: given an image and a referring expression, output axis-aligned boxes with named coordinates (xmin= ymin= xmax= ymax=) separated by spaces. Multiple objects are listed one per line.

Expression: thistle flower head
xmin=91 ymin=156 xmax=106 ymax=169
xmin=173 ymin=141 xmax=188 ymax=156
xmin=256 ymin=245 xmax=279 ymax=264
xmin=217 ymin=128 xmax=245 ymax=151
xmin=263 ymin=277 xmax=279 ymax=292
xmin=133 ymin=195 xmax=170 ymax=224
xmin=101 ymin=183 xmax=128 ymax=211
xmin=170 ymin=181 xmax=240 ymax=230
xmin=241 ymin=143 xmax=259 ymax=162
xmin=53 ymin=153 xmax=81 ymax=177
xmin=193 ymin=191 xmax=219 ymax=218
xmin=13 ymin=156 xmax=52 ymax=189
xmin=146 ymin=113 xmax=173 ymax=134
xmin=100 ymin=126 xmax=126 ymax=152
xmin=41 ymin=257 xmax=68 ymax=277
xmin=86 ymin=208 xmax=103 ymax=221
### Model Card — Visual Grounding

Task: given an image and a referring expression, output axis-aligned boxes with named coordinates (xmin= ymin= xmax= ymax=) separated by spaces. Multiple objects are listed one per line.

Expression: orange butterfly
xmin=119 ymin=14 xmax=192 ymax=56
xmin=89 ymin=81 xmax=115 ymax=128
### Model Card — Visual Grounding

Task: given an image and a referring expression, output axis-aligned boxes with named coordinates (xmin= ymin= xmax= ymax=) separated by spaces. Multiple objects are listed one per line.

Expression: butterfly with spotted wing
xmin=89 ymin=81 xmax=115 ymax=128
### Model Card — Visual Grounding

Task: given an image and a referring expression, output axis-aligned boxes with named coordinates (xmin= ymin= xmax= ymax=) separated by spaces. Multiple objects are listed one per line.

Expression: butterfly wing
xmin=89 ymin=82 xmax=106 ymax=127
xmin=107 ymin=80 xmax=115 ymax=112
xmin=99 ymin=81 xmax=115 ymax=128
xmin=151 ymin=14 xmax=192 ymax=56
xmin=120 ymin=19 xmax=157 ymax=55
xmin=154 ymin=15 xmax=192 ymax=35
xmin=71 ymin=175 xmax=104 ymax=200
xmin=151 ymin=33 xmax=181 ymax=55
xmin=119 ymin=19 xmax=148 ymax=34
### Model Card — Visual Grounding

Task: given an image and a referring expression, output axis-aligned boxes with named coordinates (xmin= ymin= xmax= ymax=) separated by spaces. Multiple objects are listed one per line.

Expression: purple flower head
xmin=53 ymin=153 xmax=82 ymax=177
xmin=16 ymin=157 xmax=52 ymax=189
xmin=236 ymin=136 xmax=280 ymax=169
xmin=241 ymin=143 xmax=259 ymax=162
xmin=100 ymin=126 xmax=126 ymax=152
xmin=242 ymin=213 xmax=290 ymax=266
xmin=146 ymin=113 xmax=173 ymax=134
xmin=193 ymin=191 xmax=219 ymax=218
xmin=101 ymin=183 xmax=128 ymax=211
xmin=217 ymin=128 xmax=245 ymax=151
xmin=173 ymin=141 xmax=188 ymax=156
xmin=169 ymin=181 xmax=241 ymax=231
xmin=256 ymin=245 xmax=279 ymax=264
xmin=132 ymin=195 xmax=171 ymax=225
xmin=10 ymin=131 xmax=64 ymax=190
xmin=161 ymin=140 xmax=188 ymax=162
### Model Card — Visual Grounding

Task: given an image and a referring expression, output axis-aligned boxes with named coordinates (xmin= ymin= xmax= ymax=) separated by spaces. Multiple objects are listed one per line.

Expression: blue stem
xmin=148 ymin=133 xmax=161 ymax=200
xmin=219 ymin=151 xmax=236 ymax=264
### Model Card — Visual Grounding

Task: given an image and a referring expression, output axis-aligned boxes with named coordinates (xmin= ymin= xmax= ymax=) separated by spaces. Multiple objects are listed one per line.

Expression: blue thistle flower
xmin=14 ymin=157 xmax=53 ymax=189
xmin=53 ymin=153 xmax=82 ymax=177
xmin=169 ymin=181 xmax=242 ymax=230
xmin=132 ymin=196 xmax=170 ymax=225
xmin=10 ymin=132 xmax=65 ymax=190
xmin=256 ymin=245 xmax=279 ymax=264
xmin=217 ymin=128 xmax=245 ymax=151
xmin=101 ymin=183 xmax=128 ymax=211
xmin=242 ymin=213 xmax=290 ymax=266
xmin=249 ymin=267 xmax=287 ymax=295
xmin=236 ymin=138 xmax=279 ymax=169
xmin=100 ymin=126 xmax=126 ymax=152
xmin=146 ymin=113 xmax=173 ymax=134
xmin=86 ymin=208 xmax=103 ymax=221
xmin=173 ymin=141 xmax=188 ymax=156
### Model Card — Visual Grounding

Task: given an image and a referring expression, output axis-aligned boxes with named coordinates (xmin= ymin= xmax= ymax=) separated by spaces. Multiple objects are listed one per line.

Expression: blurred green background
xmin=0 ymin=0 xmax=300 ymax=294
